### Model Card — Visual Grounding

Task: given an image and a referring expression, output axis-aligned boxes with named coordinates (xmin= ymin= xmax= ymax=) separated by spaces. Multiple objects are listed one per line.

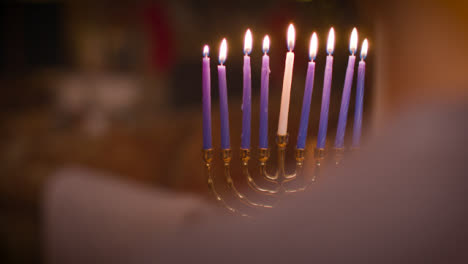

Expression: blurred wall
xmin=370 ymin=0 xmax=468 ymax=130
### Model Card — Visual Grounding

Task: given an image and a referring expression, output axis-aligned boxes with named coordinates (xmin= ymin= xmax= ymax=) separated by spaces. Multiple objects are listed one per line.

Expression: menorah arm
xmin=247 ymin=172 xmax=280 ymax=195
xmin=203 ymin=149 xmax=249 ymax=217
xmin=276 ymin=135 xmax=302 ymax=183
xmin=282 ymin=148 xmax=305 ymax=184
xmin=313 ymin=148 xmax=326 ymax=182
xmin=240 ymin=149 xmax=280 ymax=196
xmin=282 ymin=148 xmax=310 ymax=193
xmin=333 ymin=147 xmax=345 ymax=166
xmin=258 ymin=148 xmax=278 ymax=182
xmin=223 ymin=149 xmax=274 ymax=209
xmin=276 ymin=135 xmax=288 ymax=183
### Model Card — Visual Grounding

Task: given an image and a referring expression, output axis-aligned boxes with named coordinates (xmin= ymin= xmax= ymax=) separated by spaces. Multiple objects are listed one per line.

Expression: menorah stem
xmin=275 ymin=135 xmax=309 ymax=193
xmin=295 ymin=149 xmax=305 ymax=171
xmin=276 ymin=135 xmax=289 ymax=186
xmin=282 ymin=148 xmax=308 ymax=193
xmin=258 ymin=148 xmax=278 ymax=182
xmin=203 ymin=149 xmax=248 ymax=216
xmin=333 ymin=147 xmax=345 ymax=166
xmin=294 ymin=148 xmax=305 ymax=183
xmin=223 ymin=149 xmax=274 ymax=209
xmin=313 ymin=148 xmax=326 ymax=182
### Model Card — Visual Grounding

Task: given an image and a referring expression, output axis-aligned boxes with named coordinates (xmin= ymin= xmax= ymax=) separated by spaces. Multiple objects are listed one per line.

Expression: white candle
xmin=277 ymin=24 xmax=296 ymax=135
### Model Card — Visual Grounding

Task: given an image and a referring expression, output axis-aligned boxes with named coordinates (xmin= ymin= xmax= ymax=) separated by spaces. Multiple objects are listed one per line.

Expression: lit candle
xmin=277 ymin=24 xmax=296 ymax=136
xmin=259 ymin=35 xmax=270 ymax=149
xmin=202 ymin=45 xmax=212 ymax=150
xmin=352 ymin=39 xmax=368 ymax=148
xmin=334 ymin=28 xmax=358 ymax=149
xmin=316 ymin=28 xmax=335 ymax=149
xmin=241 ymin=29 xmax=252 ymax=149
xmin=297 ymin=33 xmax=318 ymax=149
xmin=218 ymin=39 xmax=230 ymax=149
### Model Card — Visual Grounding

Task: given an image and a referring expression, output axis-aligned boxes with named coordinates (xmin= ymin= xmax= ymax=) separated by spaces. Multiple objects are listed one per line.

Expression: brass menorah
xmin=201 ymin=27 xmax=368 ymax=216
xmin=202 ymin=135 xmax=341 ymax=216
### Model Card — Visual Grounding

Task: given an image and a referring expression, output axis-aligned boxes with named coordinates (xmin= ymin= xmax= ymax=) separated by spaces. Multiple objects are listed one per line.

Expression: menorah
xmin=202 ymin=137 xmax=341 ymax=216
xmin=201 ymin=25 xmax=368 ymax=216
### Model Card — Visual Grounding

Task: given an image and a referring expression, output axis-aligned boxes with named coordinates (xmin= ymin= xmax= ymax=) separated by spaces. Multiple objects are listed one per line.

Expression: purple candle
xmin=202 ymin=45 xmax=212 ymax=150
xmin=218 ymin=39 xmax=230 ymax=149
xmin=259 ymin=35 xmax=270 ymax=149
xmin=317 ymin=28 xmax=335 ymax=149
xmin=297 ymin=33 xmax=318 ymax=149
xmin=241 ymin=29 xmax=252 ymax=149
xmin=335 ymin=28 xmax=358 ymax=149
xmin=352 ymin=39 xmax=368 ymax=148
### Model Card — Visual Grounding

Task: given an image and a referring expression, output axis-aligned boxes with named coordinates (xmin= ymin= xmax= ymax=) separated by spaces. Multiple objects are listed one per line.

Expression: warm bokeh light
xmin=361 ymin=39 xmax=368 ymax=60
xmin=287 ymin=24 xmax=295 ymax=51
xmin=263 ymin=35 xmax=270 ymax=54
xmin=244 ymin=29 xmax=252 ymax=55
xmin=350 ymin=28 xmax=358 ymax=54
xmin=219 ymin=38 xmax=227 ymax=64
xmin=309 ymin=32 xmax=318 ymax=61
xmin=327 ymin=27 xmax=335 ymax=55
xmin=203 ymin=45 xmax=209 ymax=57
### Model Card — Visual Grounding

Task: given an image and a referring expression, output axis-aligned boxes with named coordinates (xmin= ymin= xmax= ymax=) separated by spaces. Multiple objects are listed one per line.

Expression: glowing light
xmin=244 ymin=29 xmax=252 ymax=55
xmin=263 ymin=35 xmax=270 ymax=54
xmin=309 ymin=32 xmax=318 ymax=61
xmin=327 ymin=27 xmax=335 ymax=55
xmin=350 ymin=28 xmax=358 ymax=54
xmin=361 ymin=39 xmax=368 ymax=60
xmin=203 ymin=45 xmax=209 ymax=57
xmin=219 ymin=38 xmax=227 ymax=64
xmin=287 ymin=24 xmax=296 ymax=51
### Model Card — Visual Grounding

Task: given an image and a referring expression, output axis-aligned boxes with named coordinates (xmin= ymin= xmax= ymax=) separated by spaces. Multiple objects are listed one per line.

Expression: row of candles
xmin=202 ymin=24 xmax=368 ymax=151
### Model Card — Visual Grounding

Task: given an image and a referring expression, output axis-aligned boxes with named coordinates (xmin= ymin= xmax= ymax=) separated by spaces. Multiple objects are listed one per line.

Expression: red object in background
xmin=142 ymin=3 xmax=175 ymax=73
xmin=265 ymin=3 xmax=295 ymax=82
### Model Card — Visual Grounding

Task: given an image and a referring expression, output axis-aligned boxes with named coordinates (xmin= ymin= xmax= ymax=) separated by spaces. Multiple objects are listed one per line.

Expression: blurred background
xmin=1 ymin=0 xmax=467 ymax=263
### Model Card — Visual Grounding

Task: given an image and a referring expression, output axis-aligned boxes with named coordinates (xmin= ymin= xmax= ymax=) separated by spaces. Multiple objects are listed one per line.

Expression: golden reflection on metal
xmin=203 ymin=135 xmax=340 ymax=216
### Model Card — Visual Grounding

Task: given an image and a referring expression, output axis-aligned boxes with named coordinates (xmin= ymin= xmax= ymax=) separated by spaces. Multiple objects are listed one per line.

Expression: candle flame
xmin=287 ymin=24 xmax=295 ymax=51
xmin=327 ymin=27 xmax=335 ymax=55
xmin=203 ymin=45 xmax=209 ymax=57
xmin=263 ymin=35 xmax=270 ymax=54
xmin=309 ymin=32 xmax=318 ymax=61
xmin=350 ymin=28 xmax=358 ymax=54
xmin=244 ymin=29 xmax=252 ymax=55
xmin=361 ymin=39 xmax=368 ymax=60
xmin=219 ymin=38 xmax=227 ymax=64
